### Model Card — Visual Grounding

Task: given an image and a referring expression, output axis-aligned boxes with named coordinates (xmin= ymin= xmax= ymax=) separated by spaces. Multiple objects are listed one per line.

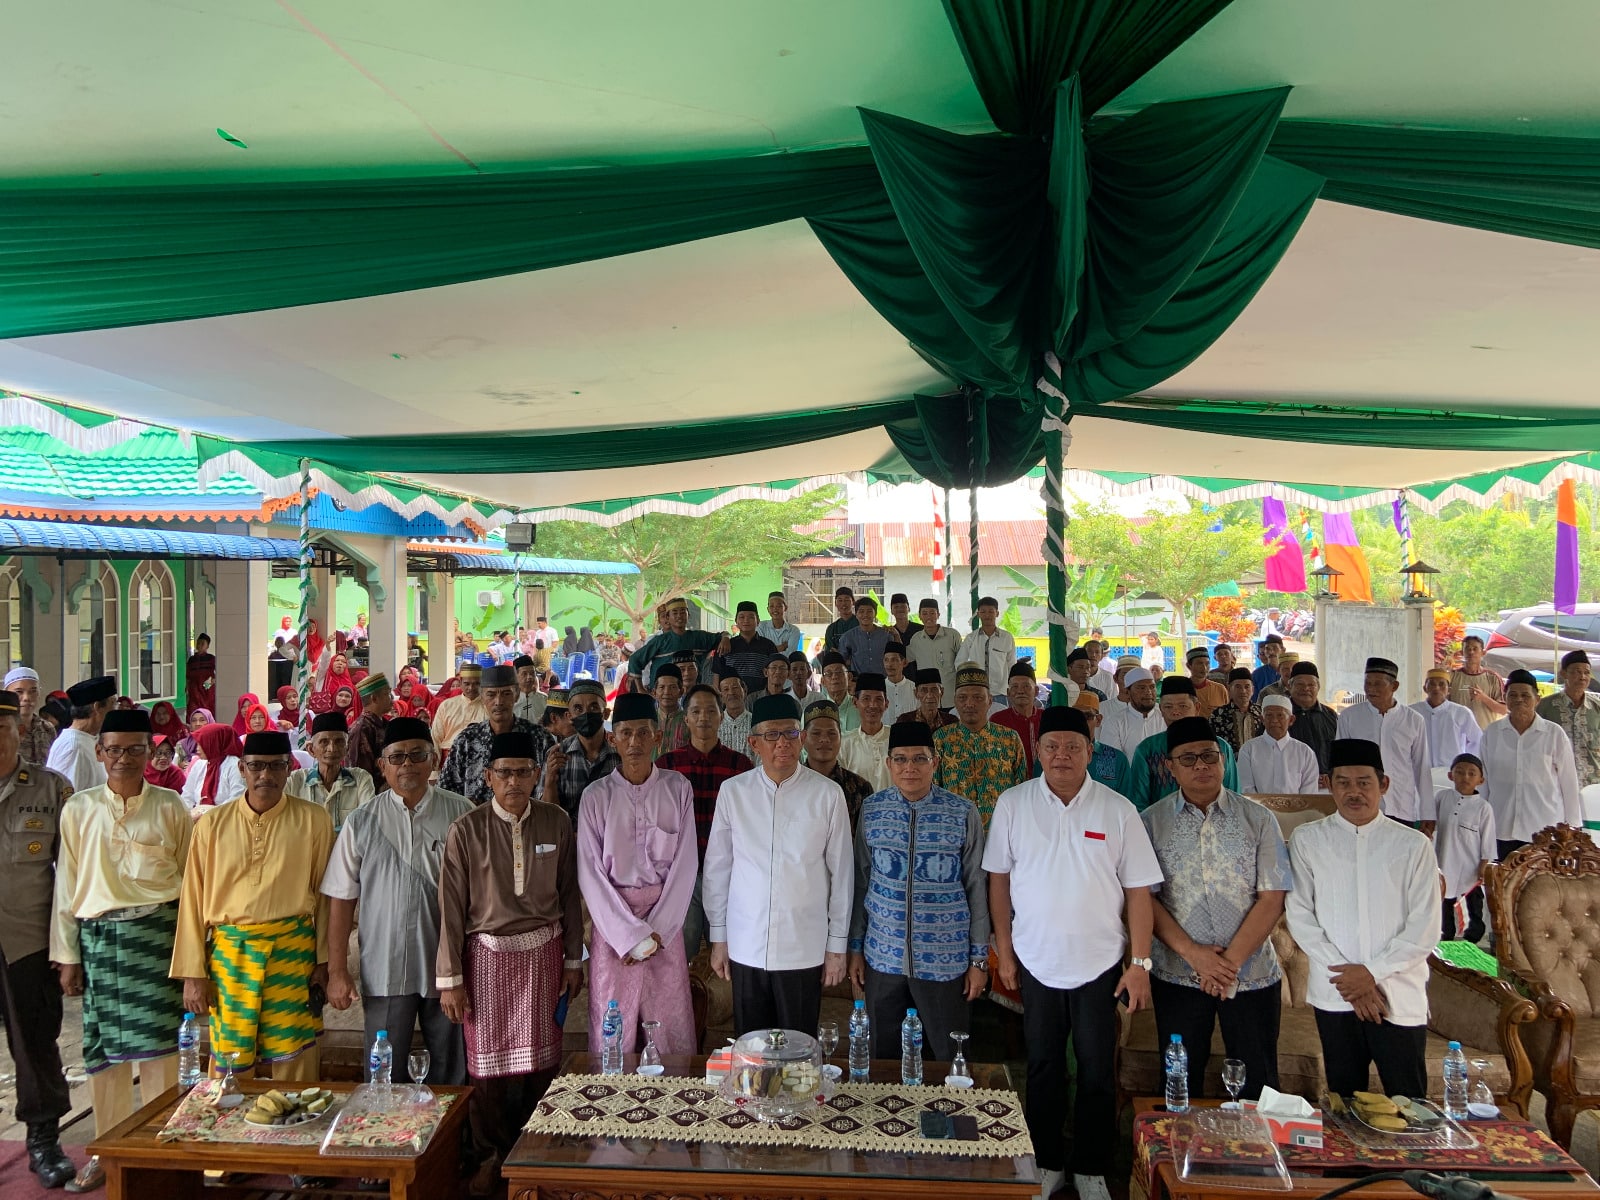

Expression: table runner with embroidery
xmin=526 ymin=1073 xmax=1033 ymax=1158
xmin=1134 ymin=1112 xmax=1582 ymax=1196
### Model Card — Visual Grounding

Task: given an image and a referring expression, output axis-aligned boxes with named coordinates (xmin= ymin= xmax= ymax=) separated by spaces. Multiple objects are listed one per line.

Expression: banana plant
xmin=1001 ymin=565 xmax=1163 ymax=635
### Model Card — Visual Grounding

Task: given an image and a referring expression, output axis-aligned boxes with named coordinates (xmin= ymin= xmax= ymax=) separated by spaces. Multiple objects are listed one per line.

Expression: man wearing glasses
xmin=703 ymin=693 xmax=853 ymax=1036
xmin=437 ymin=730 xmax=583 ymax=1194
xmin=440 ymin=664 xmax=553 ymax=806
xmin=1126 ymin=676 xmax=1238 ymax=811
xmin=848 ymin=721 xmax=988 ymax=1059
xmin=51 ymin=706 xmax=193 ymax=1192
xmin=322 ymin=717 xmax=473 ymax=1088
xmin=1142 ymin=716 xmax=1291 ymax=1103
xmin=171 ymin=730 xmax=334 ymax=1081
xmin=288 ymin=710 xmax=375 ymax=835
xmin=577 ymin=694 xmax=698 ymax=1056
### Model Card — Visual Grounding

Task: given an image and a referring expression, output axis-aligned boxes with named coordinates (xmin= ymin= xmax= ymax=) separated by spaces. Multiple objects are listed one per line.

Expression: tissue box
xmin=1242 ymin=1100 xmax=1323 ymax=1148
xmin=704 ymin=1047 xmax=735 ymax=1083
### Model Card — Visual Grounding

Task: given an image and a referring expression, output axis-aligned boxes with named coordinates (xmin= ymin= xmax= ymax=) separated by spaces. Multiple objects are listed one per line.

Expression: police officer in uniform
xmin=0 ymin=689 xmax=77 ymax=1186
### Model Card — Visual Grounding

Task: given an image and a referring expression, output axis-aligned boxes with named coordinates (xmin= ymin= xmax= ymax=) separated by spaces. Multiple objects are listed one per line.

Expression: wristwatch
xmin=970 ymin=958 xmax=990 ymax=973
xmin=1129 ymin=956 xmax=1153 ymax=972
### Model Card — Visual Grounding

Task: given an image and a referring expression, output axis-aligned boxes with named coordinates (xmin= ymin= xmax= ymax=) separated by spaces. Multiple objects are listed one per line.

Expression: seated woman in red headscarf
xmin=179 ymin=723 xmax=245 ymax=811
xmin=315 ymin=652 xmax=362 ymax=719
xmin=275 ymin=685 xmax=303 ymax=732
xmin=230 ymin=694 xmax=259 ymax=736
xmin=242 ymin=702 xmax=273 ymax=737
xmin=144 ymin=735 xmax=188 ymax=791
xmin=186 ymin=633 xmax=218 ymax=718
xmin=149 ymin=700 xmax=186 ymax=745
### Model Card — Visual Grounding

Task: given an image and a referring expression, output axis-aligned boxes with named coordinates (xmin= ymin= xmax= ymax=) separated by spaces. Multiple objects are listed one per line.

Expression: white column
xmin=428 ymin=573 xmax=456 ymax=686
xmin=213 ymin=558 xmax=269 ymax=706
xmin=362 ymin=537 xmax=409 ymax=682
xmin=310 ymin=566 xmax=336 ymax=647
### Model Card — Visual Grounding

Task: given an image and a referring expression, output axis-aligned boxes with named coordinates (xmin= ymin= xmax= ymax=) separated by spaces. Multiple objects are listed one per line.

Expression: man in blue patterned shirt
xmin=1141 ymin=716 xmax=1291 ymax=1101
xmin=847 ymin=721 xmax=989 ymax=1059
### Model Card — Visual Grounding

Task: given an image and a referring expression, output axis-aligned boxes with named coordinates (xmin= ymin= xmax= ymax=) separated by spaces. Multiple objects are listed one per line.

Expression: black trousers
xmin=730 ymin=961 xmax=822 ymax=1039
xmin=1314 ymin=1008 xmax=1427 ymax=1097
xmin=864 ymin=965 xmax=971 ymax=1062
xmin=1150 ymin=977 xmax=1280 ymax=1101
xmin=468 ymin=1067 xmax=557 ymax=1165
xmin=1442 ymin=891 xmax=1486 ymax=944
xmin=363 ymin=994 xmax=467 ymax=1086
xmin=1019 ymin=960 xmax=1120 ymax=1176
xmin=0 ymin=948 xmax=70 ymax=1126
xmin=1498 ymin=839 xmax=1529 ymax=862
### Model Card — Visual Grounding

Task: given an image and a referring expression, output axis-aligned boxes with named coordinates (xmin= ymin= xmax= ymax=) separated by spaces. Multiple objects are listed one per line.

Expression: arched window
xmin=131 ymin=561 xmax=176 ymax=699
xmin=77 ymin=561 xmax=120 ymax=684
xmin=0 ymin=559 xmax=34 ymax=672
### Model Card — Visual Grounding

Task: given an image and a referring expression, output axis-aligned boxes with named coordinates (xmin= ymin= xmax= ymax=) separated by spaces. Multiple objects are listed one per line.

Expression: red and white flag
xmin=931 ymin=486 xmax=945 ymax=583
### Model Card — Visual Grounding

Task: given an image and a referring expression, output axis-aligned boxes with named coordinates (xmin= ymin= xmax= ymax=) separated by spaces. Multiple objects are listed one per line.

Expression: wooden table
xmin=1131 ymin=1099 xmax=1600 ymax=1200
xmin=504 ymin=1054 xmax=1038 ymax=1200
xmin=88 ymin=1078 xmax=471 ymax=1200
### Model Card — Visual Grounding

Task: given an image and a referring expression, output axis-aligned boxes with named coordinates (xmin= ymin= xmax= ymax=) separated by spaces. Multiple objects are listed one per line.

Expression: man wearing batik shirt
xmin=991 ymin=660 xmax=1043 ymax=775
xmin=438 ymin=730 xmax=584 ymax=1194
xmin=1538 ymin=650 xmax=1600 ymax=787
xmin=344 ymin=672 xmax=394 ymax=779
xmin=625 ymin=596 xmax=730 ymax=690
xmin=52 ymin=707 xmax=192 ymax=1193
xmin=1128 ymin=677 xmax=1239 ymax=811
xmin=539 ymin=680 xmax=621 ymax=822
xmin=578 ymin=694 xmax=698 ymax=1057
xmin=439 ymin=665 xmax=554 ymax=805
xmin=657 ymin=685 xmax=751 ymax=958
xmin=6 ymin=667 xmax=56 ymax=766
xmin=896 ymin=667 xmax=958 ymax=732
xmin=801 ymin=701 xmax=875 ymax=832
xmin=1142 ymin=717 xmax=1290 ymax=1101
xmin=171 ymin=731 xmax=333 ymax=1082
xmin=849 ymin=721 xmax=988 ymax=1059
xmin=1210 ymin=668 xmax=1263 ymax=754
xmin=933 ymin=663 xmax=1027 ymax=828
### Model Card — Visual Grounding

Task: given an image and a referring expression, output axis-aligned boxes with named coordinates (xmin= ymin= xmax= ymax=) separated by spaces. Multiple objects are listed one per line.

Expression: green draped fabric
xmin=0 ymin=149 xmax=880 ymax=339
xmin=884 ymin=389 xmax=1046 ymax=490
xmin=1268 ymin=121 xmax=1600 ymax=252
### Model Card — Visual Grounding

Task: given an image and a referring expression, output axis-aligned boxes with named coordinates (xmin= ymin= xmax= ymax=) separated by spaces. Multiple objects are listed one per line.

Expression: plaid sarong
xmin=209 ymin=915 xmax=319 ymax=1069
xmin=80 ymin=902 xmax=184 ymax=1074
xmin=464 ymin=924 xmax=563 ymax=1078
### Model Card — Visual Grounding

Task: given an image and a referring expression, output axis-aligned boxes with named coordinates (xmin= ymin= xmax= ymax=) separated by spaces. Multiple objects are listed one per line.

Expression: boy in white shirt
xmin=1434 ymin=753 xmax=1497 ymax=944
xmin=882 ymin=642 xmax=918 ymax=725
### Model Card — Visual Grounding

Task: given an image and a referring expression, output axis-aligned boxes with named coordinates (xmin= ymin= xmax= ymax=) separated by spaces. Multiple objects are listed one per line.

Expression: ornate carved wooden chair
xmin=1488 ymin=824 xmax=1600 ymax=1146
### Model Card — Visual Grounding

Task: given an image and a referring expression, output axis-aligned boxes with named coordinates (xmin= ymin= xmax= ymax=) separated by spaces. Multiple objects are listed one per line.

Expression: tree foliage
xmin=533 ymin=489 xmax=847 ymax=639
xmin=1066 ymin=501 xmax=1271 ymax=642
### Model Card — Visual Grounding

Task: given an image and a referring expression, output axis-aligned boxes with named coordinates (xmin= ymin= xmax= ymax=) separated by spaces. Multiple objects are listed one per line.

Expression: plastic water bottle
xmin=1164 ymin=1034 xmax=1190 ymax=1113
xmin=848 ymin=999 xmax=871 ymax=1082
xmin=900 ymin=1008 xmax=923 ymax=1086
xmin=1443 ymin=1040 xmax=1469 ymax=1120
xmin=177 ymin=1012 xmax=202 ymax=1090
xmin=601 ymin=1000 xmax=624 ymax=1075
xmin=368 ymin=1029 xmax=394 ymax=1088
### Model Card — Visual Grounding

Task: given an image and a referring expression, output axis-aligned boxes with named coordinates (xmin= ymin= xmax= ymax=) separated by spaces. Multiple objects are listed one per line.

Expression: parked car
xmin=1483 ymin=603 xmax=1600 ymax=680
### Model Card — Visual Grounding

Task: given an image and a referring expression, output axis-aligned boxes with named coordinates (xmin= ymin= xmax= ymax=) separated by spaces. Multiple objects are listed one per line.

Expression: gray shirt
xmin=1141 ymin=789 xmax=1292 ymax=992
xmin=320 ymin=785 xmax=474 ymax=998
xmin=515 ymin=690 xmax=548 ymax=725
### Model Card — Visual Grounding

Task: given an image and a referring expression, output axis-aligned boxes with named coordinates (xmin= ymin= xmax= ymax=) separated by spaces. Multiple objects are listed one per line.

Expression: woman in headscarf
xmin=304 ymin=618 xmax=325 ymax=671
xmin=144 ymin=735 xmax=188 ymax=792
xmin=185 ymin=633 xmax=218 ymax=718
xmin=180 ymin=723 xmax=245 ymax=811
xmin=313 ymin=653 xmax=362 ymax=720
xmin=561 ymin=626 xmax=579 ymax=656
xmin=274 ymin=685 xmax=303 ymax=730
xmin=333 ymin=685 xmax=359 ymax=723
xmin=242 ymin=702 xmax=273 ymax=737
xmin=178 ymin=707 xmax=213 ymax=765
xmin=149 ymin=700 xmax=186 ymax=744
xmin=575 ymin=626 xmax=597 ymax=655
xmin=231 ymin=693 xmax=260 ymax=736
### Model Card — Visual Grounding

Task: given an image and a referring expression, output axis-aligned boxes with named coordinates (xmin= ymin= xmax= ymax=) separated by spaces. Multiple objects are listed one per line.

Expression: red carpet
xmin=0 ymin=1141 xmax=84 ymax=1200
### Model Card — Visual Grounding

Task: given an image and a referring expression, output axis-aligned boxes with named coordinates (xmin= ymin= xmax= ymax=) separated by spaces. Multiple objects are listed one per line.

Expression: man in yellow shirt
xmin=171 ymin=730 xmax=333 ymax=1081
xmin=51 ymin=707 xmax=192 ymax=1193
xmin=432 ymin=664 xmax=487 ymax=754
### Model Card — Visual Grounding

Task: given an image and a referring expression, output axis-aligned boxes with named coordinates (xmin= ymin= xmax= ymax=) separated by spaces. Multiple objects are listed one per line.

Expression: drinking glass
xmin=1222 ymin=1059 xmax=1247 ymax=1109
xmin=1468 ymin=1058 xmax=1498 ymax=1117
xmin=218 ymin=1051 xmax=242 ymax=1105
xmin=949 ymin=1032 xmax=971 ymax=1082
xmin=817 ymin=1020 xmax=839 ymax=1080
xmin=638 ymin=1021 xmax=664 ymax=1075
xmin=407 ymin=1049 xmax=431 ymax=1086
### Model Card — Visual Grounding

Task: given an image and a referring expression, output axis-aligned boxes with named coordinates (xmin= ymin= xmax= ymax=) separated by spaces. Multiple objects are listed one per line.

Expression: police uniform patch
xmin=16 ymin=770 xmax=27 ymax=784
xmin=26 ymin=841 xmax=42 ymax=856
xmin=24 ymin=818 xmax=42 ymax=830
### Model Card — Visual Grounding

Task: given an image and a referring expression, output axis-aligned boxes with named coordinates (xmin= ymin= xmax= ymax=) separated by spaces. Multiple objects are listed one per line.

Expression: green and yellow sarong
xmin=208 ymin=915 xmax=320 ymax=1069
xmin=80 ymin=902 xmax=184 ymax=1074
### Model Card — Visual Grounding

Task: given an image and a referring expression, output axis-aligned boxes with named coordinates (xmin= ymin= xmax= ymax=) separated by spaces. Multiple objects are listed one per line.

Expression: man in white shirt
xmin=756 ymin=591 xmax=803 ymax=656
xmin=1087 ymin=639 xmax=1119 ymax=700
xmin=1101 ymin=668 xmax=1162 ymax=761
xmin=1480 ymin=669 xmax=1582 ymax=860
xmin=716 ymin=675 xmax=753 ymax=755
xmin=882 ymin=643 xmax=918 ymax=725
xmin=1285 ymin=738 xmax=1438 ymax=1099
xmin=1238 ymin=696 xmax=1320 ymax=794
xmin=958 ymin=597 xmax=1017 ymax=695
xmin=1335 ymin=657 xmax=1430 ymax=825
xmin=985 ymin=706 xmax=1162 ymax=1200
xmin=1410 ymin=668 xmax=1481 ymax=770
xmin=839 ymin=674 xmax=891 ymax=793
xmin=46 ymin=675 xmax=116 ymax=794
xmin=907 ymin=598 xmax=963 ymax=696
xmin=703 ymin=693 xmax=852 ymax=1036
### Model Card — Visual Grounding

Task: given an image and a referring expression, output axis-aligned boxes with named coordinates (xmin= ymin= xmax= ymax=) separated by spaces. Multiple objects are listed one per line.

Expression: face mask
xmin=572 ymin=712 xmax=605 ymax=738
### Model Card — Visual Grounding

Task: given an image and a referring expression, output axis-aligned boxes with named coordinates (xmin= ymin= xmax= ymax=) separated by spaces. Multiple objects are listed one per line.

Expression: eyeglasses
xmin=100 ymin=745 xmax=151 ymax=759
xmin=888 ymin=754 xmax=934 ymax=768
xmin=1171 ymin=751 xmax=1222 ymax=768
xmin=753 ymin=728 xmax=804 ymax=744
xmin=490 ymin=767 xmax=537 ymax=781
xmin=383 ymin=749 xmax=433 ymax=766
xmin=241 ymin=760 xmax=291 ymax=774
